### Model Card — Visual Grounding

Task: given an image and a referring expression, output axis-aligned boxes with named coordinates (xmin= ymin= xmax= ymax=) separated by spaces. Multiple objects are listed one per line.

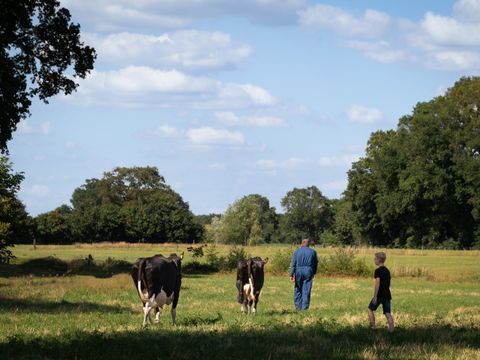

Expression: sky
xmin=9 ymin=0 xmax=480 ymax=216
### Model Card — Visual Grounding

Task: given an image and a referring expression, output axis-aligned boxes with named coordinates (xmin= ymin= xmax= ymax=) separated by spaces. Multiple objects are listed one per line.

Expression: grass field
xmin=0 ymin=244 xmax=479 ymax=359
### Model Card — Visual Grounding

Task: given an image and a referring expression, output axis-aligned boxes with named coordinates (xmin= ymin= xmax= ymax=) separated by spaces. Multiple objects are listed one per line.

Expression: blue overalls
xmin=290 ymin=246 xmax=318 ymax=310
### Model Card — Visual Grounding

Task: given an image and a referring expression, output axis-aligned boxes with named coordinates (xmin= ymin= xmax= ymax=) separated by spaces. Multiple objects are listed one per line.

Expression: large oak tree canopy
xmin=0 ymin=0 xmax=96 ymax=151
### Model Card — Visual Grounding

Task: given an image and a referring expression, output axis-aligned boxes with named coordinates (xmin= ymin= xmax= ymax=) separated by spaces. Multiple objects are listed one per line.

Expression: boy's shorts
xmin=368 ymin=298 xmax=391 ymax=314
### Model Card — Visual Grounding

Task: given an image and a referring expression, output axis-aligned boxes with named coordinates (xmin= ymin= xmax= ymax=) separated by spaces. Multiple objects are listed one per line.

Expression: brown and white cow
xmin=236 ymin=256 xmax=268 ymax=314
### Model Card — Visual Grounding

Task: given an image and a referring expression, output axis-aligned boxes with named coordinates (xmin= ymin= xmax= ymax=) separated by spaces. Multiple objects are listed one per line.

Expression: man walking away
xmin=289 ymin=238 xmax=318 ymax=310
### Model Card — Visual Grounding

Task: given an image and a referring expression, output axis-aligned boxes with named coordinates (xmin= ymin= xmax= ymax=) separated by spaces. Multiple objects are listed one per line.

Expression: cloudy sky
xmin=10 ymin=0 xmax=480 ymax=216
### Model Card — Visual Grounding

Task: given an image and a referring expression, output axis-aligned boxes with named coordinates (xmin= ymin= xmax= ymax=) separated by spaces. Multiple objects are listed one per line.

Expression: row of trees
xmin=205 ymin=187 xmax=335 ymax=245
xmin=2 ymin=78 xmax=480 ymax=251
xmin=204 ymin=78 xmax=480 ymax=250
xmin=340 ymin=77 xmax=480 ymax=249
xmin=33 ymin=167 xmax=204 ymax=244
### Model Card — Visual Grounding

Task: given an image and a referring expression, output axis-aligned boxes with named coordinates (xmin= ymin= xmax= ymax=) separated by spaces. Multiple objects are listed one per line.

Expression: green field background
xmin=0 ymin=244 xmax=479 ymax=359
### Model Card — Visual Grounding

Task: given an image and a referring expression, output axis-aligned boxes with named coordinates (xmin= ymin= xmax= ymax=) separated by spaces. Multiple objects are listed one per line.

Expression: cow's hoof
xmin=154 ymin=319 xmax=160 ymax=324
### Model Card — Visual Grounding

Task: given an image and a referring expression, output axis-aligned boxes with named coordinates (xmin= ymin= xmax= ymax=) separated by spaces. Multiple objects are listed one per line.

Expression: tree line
xmin=1 ymin=77 xmax=480 ymax=259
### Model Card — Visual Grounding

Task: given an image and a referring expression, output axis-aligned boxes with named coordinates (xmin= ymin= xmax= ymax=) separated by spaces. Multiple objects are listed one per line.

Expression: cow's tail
xmin=247 ymin=258 xmax=256 ymax=301
xmin=137 ymin=258 xmax=148 ymax=302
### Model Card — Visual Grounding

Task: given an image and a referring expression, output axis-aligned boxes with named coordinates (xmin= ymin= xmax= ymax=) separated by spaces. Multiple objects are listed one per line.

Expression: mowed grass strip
xmin=0 ymin=271 xmax=479 ymax=359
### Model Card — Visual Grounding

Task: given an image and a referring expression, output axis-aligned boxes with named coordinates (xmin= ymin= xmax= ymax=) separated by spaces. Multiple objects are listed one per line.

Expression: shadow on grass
xmin=0 ymin=321 xmax=478 ymax=360
xmin=0 ymin=258 xmax=226 ymax=279
xmin=179 ymin=312 xmax=223 ymax=326
xmin=0 ymin=257 xmax=131 ymax=279
xmin=0 ymin=297 xmax=133 ymax=314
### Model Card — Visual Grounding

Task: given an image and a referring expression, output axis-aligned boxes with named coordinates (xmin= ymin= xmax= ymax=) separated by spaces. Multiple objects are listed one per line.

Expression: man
xmin=289 ymin=238 xmax=318 ymax=310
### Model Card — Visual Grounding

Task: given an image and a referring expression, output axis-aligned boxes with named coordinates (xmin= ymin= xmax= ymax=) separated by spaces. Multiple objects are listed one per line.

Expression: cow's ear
xmin=263 ymin=257 xmax=269 ymax=265
xmin=180 ymin=252 xmax=184 ymax=260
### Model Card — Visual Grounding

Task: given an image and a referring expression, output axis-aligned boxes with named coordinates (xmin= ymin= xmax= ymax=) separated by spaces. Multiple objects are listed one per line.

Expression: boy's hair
xmin=375 ymin=252 xmax=387 ymax=263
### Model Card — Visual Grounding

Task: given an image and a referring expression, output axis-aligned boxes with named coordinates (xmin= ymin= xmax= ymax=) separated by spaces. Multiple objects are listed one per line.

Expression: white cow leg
xmin=155 ymin=308 xmax=161 ymax=323
xmin=241 ymin=304 xmax=247 ymax=314
xmin=143 ymin=303 xmax=151 ymax=327
xmin=171 ymin=308 xmax=177 ymax=325
xmin=252 ymin=305 xmax=256 ymax=314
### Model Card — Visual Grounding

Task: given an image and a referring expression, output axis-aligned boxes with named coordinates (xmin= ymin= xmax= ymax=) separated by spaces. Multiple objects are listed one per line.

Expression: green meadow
xmin=0 ymin=244 xmax=479 ymax=359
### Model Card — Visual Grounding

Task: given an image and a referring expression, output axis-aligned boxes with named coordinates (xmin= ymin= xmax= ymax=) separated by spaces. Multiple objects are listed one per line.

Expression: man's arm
xmin=372 ymin=277 xmax=380 ymax=304
xmin=289 ymin=251 xmax=297 ymax=281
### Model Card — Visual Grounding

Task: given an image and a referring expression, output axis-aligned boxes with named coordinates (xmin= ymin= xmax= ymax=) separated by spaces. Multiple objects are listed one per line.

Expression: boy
xmin=367 ymin=252 xmax=394 ymax=332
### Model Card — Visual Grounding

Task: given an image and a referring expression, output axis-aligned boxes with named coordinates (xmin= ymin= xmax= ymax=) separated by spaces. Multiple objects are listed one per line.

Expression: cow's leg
xmin=143 ymin=303 xmax=152 ymax=327
xmin=248 ymin=299 xmax=254 ymax=314
xmin=252 ymin=292 xmax=260 ymax=314
xmin=154 ymin=307 xmax=161 ymax=323
xmin=143 ymin=295 xmax=156 ymax=327
xmin=241 ymin=297 xmax=248 ymax=314
xmin=171 ymin=307 xmax=177 ymax=325
xmin=236 ymin=280 xmax=244 ymax=304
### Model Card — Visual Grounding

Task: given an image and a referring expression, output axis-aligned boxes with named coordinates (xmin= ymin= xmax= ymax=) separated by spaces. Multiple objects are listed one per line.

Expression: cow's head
xmin=247 ymin=257 xmax=268 ymax=294
xmin=169 ymin=252 xmax=183 ymax=271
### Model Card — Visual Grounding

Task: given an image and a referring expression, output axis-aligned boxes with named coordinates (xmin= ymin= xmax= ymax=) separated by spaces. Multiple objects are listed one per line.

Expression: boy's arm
xmin=372 ymin=278 xmax=380 ymax=303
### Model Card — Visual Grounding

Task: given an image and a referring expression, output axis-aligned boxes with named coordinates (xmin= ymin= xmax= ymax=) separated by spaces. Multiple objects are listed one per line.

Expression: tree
xmin=331 ymin=198 xmax=360 ymax=245
xmin=345 ymin=77 xmax=480 ymax=249
xmin=62 ymin=166 xmax=203 ymax=243
xmin=0 ymin=0 xmax=96 ymax=151
xmin=280 ymin=186 xmax=333 ymax=243
xmin=35 ymin=205 xmax=74 ymax=244
xmin=211 ymin=194 xmax=277 ymax=245
xmin=0 ymin=156 xmax=31 ymax=262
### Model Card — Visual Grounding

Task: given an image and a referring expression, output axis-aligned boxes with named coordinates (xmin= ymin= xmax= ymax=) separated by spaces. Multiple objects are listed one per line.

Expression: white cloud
xmin=419 ymin=12 xmax=480 ymax=47
xmin=186 ymin=127 xmax=245 ymax=145
xmin=24 ymin=184 xmax=50 ymax=198
xmin=318 ymin=154 xmax=360 ymax=166
xmin=67 ymin=66 xmax=276 ymax=109
xmin=322 ymin=179 xmax=348 ymax=191
xmin=17 ymin=120 xmax=52 ymax=135
xmin=214 ymin=111 xmax=286 ymax=127
xmin=255 ymin=157 xmax=308 ymax=170
xmin=219 ymin=84 xmax=277 ymax=106
xmin=300 ymin=1 xmax=480 ymax=71
xmin=347 ymin=105 xmax=383 ymax=124
xmin=298 ymin=4 xmax=390 ymax=37
xmin=64 ymin=0 xmax=307 ymax=31
xmin=157 ymin=124 xmax=179 ymax=137
xmin=454 ymin=0 xmax=480 ymax=23
xmin=85 ymin=30 xmax=252 ymax=71
xmin=344 ymin=40 xmax=406 ymax=63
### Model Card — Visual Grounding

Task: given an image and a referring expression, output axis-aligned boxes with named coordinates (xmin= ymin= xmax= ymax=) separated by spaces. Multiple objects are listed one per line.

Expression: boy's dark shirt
xmin=374 ymin=266 xmax=392 ymax=299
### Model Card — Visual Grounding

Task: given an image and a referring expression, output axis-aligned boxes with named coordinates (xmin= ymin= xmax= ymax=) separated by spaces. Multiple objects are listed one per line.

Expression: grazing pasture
xmin=0 ymin=244 xmax=479 ymax=359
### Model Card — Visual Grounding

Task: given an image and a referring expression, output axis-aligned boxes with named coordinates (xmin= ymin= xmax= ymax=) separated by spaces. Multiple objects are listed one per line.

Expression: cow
xmin=236 ymin=256 xmax=268 ymax=314
xmin=131 ymin=253 xmax=183 ymax=327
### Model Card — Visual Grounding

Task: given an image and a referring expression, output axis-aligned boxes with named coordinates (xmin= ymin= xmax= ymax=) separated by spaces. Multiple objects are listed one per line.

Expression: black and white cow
xmin=131 ymin=253 xmax=183 ymax=327
xmin=236 ymin=257 xmax=268 ymax=314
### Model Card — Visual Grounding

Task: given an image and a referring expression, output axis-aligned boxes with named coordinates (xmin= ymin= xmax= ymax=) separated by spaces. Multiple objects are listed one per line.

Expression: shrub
xmin=98 ymin=257 xmax=131 ymax=272
xmin=205 ymin=244 xmax=221 ymax=270
xmin=222 ymin=245 xmax=248 ymax=271
xmin=318 ymin=248 xmax=370 ymax=277
xmin=319 ymin=230 xmax=342 ymax=246
xmin=270 ymin=248 xmax=293 ymax=274
xmin=182 ymin=261 xmax=218 ymax=274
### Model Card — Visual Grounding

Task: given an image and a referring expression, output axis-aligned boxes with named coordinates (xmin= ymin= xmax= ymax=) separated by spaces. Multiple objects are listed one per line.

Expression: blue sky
xmin=9 ymin=0 xmax=480 ymax=216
